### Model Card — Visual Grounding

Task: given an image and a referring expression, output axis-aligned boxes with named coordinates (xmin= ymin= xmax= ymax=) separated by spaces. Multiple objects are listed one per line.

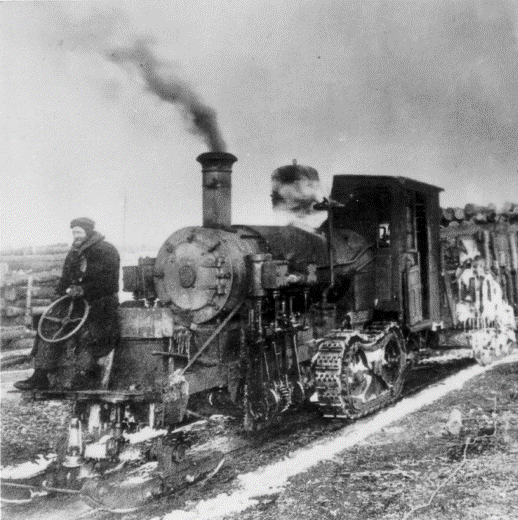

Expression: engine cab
xmin=330 ymin=175 xmax=443 ymax=332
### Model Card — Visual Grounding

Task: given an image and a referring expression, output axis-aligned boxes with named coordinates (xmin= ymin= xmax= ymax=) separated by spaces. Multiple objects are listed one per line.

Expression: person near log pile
xmin=14 ymin=218 xmax=120 ymax=391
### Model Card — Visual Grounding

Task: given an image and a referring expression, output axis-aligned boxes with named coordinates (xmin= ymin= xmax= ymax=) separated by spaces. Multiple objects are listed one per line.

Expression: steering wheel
xmin=38 ymin=295 xmax=90 ymax=343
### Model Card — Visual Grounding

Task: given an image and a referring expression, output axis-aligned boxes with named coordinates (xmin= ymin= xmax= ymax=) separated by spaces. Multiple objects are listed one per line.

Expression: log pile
xmin=441 ymin=203 xmax=518 ymax=228
xmin=440 ymin=217 xmax=518 ymax=327
xmin=0 ymin=244 xmax=68 ymax=349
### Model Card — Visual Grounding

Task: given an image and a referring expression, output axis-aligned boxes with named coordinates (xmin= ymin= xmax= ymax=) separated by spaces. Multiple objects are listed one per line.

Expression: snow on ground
xmin=123 ymin=426 xmax=168 ymax=444
xmin=1 ymin=369 xmax=32 ymax=382
xmin=1 ymin=369 xmax=32 ymax=401
xmin=1 ymin=454 xmax=56 ymax=480
xmin=154 ymin=353 xmax=518 ymax=520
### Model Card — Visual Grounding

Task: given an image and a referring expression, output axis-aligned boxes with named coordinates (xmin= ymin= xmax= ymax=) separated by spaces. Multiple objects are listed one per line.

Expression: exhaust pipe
xmin=197 ymin=152 xmax=237 ymax=228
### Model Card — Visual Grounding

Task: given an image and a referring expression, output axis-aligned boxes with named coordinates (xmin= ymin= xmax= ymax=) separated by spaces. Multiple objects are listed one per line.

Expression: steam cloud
xmin=108 ymin=40 xmax=226 ymax=152
xmin=271 ymin=162 xmax=326 ymax=218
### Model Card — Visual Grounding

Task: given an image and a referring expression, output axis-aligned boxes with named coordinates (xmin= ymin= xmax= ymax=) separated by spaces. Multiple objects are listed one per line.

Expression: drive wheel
xmin=381 ymin=330 xmax=407 ymax=397
xmin=342 ymin=328 xmax=406 ymax=418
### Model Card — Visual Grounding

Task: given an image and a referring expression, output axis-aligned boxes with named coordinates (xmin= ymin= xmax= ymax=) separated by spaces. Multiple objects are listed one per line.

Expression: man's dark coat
xmin=34 ymin=232 xmax=121 ymax=388
xmin=57 ymin=231 xmax=120 ymax=301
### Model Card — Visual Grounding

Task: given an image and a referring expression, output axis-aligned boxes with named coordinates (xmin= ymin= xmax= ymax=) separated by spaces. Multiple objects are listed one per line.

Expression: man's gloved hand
xmin=66 ymin=285 xmax=84 ymax=298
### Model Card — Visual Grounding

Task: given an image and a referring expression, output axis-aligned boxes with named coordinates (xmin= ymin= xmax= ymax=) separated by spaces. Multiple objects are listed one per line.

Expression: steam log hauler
xmin=15 ymin=218 xmax=120 ymax=391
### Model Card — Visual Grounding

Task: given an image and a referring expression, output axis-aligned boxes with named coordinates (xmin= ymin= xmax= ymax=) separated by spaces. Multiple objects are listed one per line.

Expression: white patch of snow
xmin=161 ymin=493 xmax=259 ymax=520
xmin=208 ymin=415 xmax=227 ymax=421
xmin=172 ymin=420 xmax=207 ymax=433
xmin=119 ymin=447 xmax=143 ymax=461
xmin=1 ymin=369 xmax=33 ymax=381
xmin=79 ymin=464 xmax=98 ymax=480
xmin=128 ymin=461 xmax=158 ymax=474
xmin=119 ymin=461 xmax=158 ymax=486
xmin=119 ymin=474 xmax=154 ymax=486
xmin=189 ymin=435 xmax=234 ymax=455
xmin=123 ymin=426 xmax=167 ymax=444
xmin=84 ymin=434 xmax=117 ymax=459
xmin=157 ymin=353 xmax=518 ymax=520
xmin=84 ymin=442 xmax=108 ymax=460
xmin=1 ymin=454 xmax=56 ymax=480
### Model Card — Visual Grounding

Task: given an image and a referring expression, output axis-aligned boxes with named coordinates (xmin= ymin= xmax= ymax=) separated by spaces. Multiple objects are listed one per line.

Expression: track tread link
xmin=313 ymin=323 xmax=405 ymax=420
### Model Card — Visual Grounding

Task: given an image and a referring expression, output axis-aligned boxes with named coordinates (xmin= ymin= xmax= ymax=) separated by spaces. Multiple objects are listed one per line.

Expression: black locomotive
xmin=25 ymin=152 xmax=517 ymax=495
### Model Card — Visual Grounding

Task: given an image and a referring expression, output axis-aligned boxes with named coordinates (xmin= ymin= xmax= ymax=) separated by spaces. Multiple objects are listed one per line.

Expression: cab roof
xmin=331 ymin=175 xmax=444 ymax=199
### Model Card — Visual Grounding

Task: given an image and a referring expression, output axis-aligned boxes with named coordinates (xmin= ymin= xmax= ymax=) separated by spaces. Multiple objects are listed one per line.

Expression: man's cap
xmin=70 ymin=217 xmax=95 ymax=234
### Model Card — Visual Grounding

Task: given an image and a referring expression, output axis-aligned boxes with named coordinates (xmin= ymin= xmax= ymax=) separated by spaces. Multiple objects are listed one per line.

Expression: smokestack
xmin=197 ymin=152 xmax=238 ymax=228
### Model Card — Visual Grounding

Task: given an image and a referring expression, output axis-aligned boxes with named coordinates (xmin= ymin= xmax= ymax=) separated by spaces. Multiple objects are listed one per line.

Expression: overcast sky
xmin=2 ymin=0 xmax=518 ymax=249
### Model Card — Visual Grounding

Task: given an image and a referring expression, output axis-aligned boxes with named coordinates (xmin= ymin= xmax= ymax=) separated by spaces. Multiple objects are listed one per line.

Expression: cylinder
xmin=197 ymin=152 xmax=238 ymax=228
xmin=247 ymin=254 xmax=272 ymax=298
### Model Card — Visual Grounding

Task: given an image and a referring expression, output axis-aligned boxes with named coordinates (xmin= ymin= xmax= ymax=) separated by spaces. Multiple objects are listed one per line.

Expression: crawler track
xmin=313 ymin=324 xmax=408 ymax=420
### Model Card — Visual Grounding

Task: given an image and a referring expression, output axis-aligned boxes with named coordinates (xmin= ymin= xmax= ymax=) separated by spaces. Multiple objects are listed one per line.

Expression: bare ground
xmin=223 ymin=361 xmax=518 ymax=520
xmin=1 ymin=395 xmax=72 ymax=466
xmin=2 ymin=360 xmax=518 ymax=520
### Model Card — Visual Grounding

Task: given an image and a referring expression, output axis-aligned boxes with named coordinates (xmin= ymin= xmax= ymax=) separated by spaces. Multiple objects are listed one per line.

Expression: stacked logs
xmin=0 ymin=244 xmax=68 ymax=349
xmin=441 ymin=203 xmax=518 ymax=228
xmin=440 ymin=202 xmax=518 ymax=317
xmin=440 ymin=221 xmax=518 ymax=326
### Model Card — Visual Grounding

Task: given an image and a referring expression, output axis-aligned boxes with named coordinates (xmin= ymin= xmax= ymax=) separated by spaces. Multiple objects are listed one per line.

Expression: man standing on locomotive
xmin=15 ymin=218 xmax=120 ymax=391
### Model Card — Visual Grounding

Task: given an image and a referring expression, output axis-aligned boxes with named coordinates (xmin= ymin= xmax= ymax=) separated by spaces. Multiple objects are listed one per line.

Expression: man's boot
xmin=13 ymin=369 xmax=50 ymax=391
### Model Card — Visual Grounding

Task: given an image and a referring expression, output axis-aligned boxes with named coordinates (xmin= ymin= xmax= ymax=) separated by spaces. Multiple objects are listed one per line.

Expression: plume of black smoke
xmin=108 ymin=40 xmax=226 ymax=152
